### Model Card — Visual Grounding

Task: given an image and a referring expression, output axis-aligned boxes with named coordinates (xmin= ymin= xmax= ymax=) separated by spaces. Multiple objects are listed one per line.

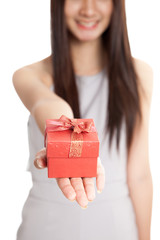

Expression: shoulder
xmin=12 ymin=55 xmax=53 ymax=88
xmin=133 ymin=58 xmax=153 ymax=85
xmin=133 ymin=58 xmax=154 ymax=105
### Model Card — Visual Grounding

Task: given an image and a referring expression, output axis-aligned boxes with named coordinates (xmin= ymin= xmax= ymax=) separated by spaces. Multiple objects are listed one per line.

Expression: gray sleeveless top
xmin=17 ymin=68 xmax=139 ymax=240
xmin=26 ymin=68 xmax=129 ymax=202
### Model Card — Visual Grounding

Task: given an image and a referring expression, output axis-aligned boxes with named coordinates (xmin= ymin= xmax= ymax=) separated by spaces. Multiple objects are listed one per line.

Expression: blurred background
xmin=0 ymin=0 xmax=159 ymax=239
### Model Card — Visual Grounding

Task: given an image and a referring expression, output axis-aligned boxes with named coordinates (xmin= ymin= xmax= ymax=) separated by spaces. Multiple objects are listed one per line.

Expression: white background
xmin=0 ymin=0 xmax=159 ymax=239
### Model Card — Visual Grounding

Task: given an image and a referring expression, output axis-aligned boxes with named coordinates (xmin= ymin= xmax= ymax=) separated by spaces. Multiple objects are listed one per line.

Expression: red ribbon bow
xmin=44 ymin=115 xmax=96 ymax=158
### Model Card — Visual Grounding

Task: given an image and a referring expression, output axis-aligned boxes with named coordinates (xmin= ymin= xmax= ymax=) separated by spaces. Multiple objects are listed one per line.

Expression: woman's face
xmin=64 ymin=0 xmax=113 ymax=42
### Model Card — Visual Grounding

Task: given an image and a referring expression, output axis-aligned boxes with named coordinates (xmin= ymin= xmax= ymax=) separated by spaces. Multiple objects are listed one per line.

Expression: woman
xmin=13 ymin=0 xmax=153 ymax=239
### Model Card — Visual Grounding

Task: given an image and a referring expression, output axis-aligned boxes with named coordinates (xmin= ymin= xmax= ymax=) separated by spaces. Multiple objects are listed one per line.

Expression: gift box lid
xmin=45 ymin=118 xmax=99 ymax=158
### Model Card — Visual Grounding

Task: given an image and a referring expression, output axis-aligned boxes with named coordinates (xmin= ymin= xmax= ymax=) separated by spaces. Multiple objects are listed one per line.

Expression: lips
xmin=76 ymin=20 xmax=99 ymax=30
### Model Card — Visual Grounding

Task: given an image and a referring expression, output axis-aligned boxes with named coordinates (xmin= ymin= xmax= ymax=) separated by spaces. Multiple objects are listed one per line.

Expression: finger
xmin=83 ymin=177 xmax=95 ymax=202
xmin=96 ymin=157 xmax=105 ymax=193
xmin=34 ymin=147 xmax=47 ymax=169
xmin=70 ymin=178 xmax=88 ymax=208
xmin=56 ymin=178 xmax=76 ymax=202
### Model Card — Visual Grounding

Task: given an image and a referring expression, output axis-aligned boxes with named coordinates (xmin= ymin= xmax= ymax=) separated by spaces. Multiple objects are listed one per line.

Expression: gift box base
xmin=48 ymin=157 xmax=97 ymax=178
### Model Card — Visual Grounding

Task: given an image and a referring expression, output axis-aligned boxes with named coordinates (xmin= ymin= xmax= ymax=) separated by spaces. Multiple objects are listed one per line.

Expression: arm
xmin=127 ymin=59 xmax=153 ymax=240
xmin=12 ymin=66 xmax=74 ymax=135
xmin=12 ymin=66 xmax=105 ymax=208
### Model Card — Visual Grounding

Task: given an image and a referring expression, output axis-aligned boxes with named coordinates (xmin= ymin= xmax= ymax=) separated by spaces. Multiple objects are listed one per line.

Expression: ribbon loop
xmin=44 ymin=115 xmax=96 ymax=157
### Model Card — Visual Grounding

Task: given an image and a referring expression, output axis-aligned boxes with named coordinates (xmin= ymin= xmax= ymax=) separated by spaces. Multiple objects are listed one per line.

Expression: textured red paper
xmin=45 ymin=118 xmax=99 ymax=178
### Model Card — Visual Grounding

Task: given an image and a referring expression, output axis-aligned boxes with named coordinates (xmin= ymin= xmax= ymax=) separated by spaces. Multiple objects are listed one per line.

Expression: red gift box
xmin=44 ymin=115 xmax=99 ymax=178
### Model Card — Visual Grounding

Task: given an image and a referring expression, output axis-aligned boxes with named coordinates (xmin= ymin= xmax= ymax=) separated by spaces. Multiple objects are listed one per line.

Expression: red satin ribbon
xmin=44 ymin=115 xmax=96 ymax=158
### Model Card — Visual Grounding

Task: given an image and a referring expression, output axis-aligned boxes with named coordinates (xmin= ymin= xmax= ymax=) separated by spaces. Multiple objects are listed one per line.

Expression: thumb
xmin=34 ymin=147 xmax=47 ymax=169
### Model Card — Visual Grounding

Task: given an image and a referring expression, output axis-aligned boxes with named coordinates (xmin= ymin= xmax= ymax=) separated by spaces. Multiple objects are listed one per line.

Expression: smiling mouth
xmin=76 ymin=20 xmax=99 ymax=30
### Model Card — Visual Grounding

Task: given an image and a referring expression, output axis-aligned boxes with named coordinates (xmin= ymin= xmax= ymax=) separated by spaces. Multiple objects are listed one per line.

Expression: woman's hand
xmin=34 ymin=147 xmax=105 ymax=209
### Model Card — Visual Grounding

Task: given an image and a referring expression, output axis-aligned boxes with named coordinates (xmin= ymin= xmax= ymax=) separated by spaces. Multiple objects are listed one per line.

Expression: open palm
xmin=34 ymin=148 xmax=105 ymax=209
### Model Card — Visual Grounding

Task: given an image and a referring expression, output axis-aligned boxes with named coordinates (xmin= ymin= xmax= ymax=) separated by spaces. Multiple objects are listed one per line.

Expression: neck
xmin=69 ymin=36 xmax=106 ymax=76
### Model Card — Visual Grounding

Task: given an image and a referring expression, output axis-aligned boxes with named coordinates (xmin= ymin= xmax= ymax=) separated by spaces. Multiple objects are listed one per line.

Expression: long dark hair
xmin=50 ymin=0 xmax=142 ymax=151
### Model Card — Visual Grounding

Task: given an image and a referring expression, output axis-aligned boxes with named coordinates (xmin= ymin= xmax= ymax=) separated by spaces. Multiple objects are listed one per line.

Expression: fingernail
xmin=97 ymin=189 xmax=102 ymax=194
xmin=69 ymin=197 xmax=76 ymax=202
xmin=81 ymin=205 xmax=88 ymax=209
xmin=36 ymin=159 xmax=43 ymax=169
xmin=88 ymin=194 xmax=95 ymax=202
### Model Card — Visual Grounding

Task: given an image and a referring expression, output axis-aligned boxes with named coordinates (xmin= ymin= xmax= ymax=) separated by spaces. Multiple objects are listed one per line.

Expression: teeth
xmin=78 ymin=21 xmax=97 ymax=27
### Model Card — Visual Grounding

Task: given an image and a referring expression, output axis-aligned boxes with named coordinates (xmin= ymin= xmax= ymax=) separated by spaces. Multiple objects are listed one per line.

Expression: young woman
xmin=13 ymin=0 xmax=153 ymax=239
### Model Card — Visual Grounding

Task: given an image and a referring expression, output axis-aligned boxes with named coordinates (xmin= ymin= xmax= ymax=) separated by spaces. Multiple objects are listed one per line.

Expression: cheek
xmin=100 ymin=2 xmax=114 ymax=23
xmin=64 ymin=1 xmax=80 ymax=20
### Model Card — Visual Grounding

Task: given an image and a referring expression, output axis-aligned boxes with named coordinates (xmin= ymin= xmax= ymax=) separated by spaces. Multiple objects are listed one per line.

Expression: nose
xmin=80 ymin=0 xmax=97 ymax=18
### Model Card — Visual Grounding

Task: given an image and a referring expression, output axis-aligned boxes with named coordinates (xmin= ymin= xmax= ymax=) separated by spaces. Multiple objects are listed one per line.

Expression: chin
xmin=74 ymin=33 xmax=101 ymax=43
